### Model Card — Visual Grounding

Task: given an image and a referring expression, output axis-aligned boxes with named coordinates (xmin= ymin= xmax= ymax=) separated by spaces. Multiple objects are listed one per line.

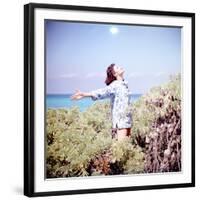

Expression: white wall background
xmin=0 ymin=0 xmax=198 ymax=199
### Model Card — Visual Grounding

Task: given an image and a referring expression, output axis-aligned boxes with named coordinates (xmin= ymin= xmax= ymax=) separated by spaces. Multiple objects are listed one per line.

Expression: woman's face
xmin=113 ymin=65 xmax=125 ymax=77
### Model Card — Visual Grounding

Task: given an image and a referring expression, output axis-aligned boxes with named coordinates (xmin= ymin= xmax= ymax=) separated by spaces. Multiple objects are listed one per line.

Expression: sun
xmin=110 ymin=26 xmax=119 ymax=35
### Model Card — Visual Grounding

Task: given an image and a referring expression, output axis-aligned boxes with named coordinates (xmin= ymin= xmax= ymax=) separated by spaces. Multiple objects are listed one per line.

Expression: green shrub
xmin=131 ymin=73 xmax=181 ymax=144
xmin=46 ymin=73 xmax=181 ymax=177
xmin=46 ymin=106 xmax=113 ymax=178
xmin=110 ymin=139 xmax=144 ymax=174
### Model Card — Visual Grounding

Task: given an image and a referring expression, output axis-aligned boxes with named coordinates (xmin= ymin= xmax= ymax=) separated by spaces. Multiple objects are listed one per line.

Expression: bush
xmin=46 ymin=106 xmax=113 ymax=178
xmin=131 ymin=74 xmax=181 ymax=172
xmin=46 ymin=73 xmax=181 ymax=177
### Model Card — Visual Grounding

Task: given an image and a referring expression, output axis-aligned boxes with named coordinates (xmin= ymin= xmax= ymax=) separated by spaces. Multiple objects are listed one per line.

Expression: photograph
xmin=24 ymin=3 xmax=195 ymax=197
xmin=45 ymin=20 xmax=182 ymax=178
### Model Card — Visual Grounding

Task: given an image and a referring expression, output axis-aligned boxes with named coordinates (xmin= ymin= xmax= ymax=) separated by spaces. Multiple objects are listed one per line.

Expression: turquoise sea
xmin=46 ymin=94 xmax=142 ymax=112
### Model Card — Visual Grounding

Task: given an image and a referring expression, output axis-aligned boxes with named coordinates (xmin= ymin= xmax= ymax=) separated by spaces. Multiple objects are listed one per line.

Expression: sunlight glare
xmin=110 ymin=26 xmax=119 ymax=34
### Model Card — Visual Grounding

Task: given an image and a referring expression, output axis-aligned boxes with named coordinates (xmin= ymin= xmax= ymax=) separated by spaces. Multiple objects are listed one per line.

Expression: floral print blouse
xmin=90 ymin=80 xmax=133 ymax=129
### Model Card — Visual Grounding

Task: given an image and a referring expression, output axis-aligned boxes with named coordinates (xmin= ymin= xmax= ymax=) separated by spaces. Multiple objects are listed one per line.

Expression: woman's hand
xmin=70 ymin=90 xmax=85 ymax=100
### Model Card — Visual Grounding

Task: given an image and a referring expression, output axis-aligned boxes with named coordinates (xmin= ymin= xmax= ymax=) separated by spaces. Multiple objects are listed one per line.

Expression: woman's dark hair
xmin=105 ymin=63 xmax=116 ymax=85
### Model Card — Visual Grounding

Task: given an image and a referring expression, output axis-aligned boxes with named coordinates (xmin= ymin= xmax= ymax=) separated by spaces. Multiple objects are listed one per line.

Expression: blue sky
xmin=46 ymin=20 xmax=181 ymax=94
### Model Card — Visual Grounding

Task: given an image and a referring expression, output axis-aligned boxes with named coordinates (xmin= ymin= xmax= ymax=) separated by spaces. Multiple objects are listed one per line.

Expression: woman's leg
xmin=117 ymin=128 xmax=131 ymax=141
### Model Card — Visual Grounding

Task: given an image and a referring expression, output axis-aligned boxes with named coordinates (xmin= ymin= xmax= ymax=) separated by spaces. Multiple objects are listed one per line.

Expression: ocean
xmin=46 ymin=94 xmax=142 ymax=112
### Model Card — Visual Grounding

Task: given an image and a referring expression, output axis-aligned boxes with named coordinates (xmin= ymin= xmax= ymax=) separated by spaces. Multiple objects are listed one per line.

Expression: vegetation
xmin=46 ymin=74 xmax=181 ymax=178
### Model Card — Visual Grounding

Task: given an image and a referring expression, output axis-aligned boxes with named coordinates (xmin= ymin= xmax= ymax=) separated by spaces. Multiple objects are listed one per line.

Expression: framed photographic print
xmin=24 ymin=2 xmax=195 ymax=197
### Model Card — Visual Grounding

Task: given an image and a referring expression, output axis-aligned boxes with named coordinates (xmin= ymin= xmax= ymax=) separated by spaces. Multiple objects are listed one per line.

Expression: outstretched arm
xmin=90 ymin=83 xmax=116 ymax=101
xmin=71 ymin=83 xmax=116 ymax=101
xmin=70 ymin=90 xmax=94 ymax=100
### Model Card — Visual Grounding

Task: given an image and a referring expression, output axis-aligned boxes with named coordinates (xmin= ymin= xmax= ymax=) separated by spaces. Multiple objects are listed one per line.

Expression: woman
xmin=70 ymin=63 xmax=133 ymax=141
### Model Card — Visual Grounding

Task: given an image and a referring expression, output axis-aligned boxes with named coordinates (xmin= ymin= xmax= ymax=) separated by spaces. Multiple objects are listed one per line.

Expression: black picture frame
xmin=24 ymin=2 xmax=195 ymax=197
